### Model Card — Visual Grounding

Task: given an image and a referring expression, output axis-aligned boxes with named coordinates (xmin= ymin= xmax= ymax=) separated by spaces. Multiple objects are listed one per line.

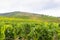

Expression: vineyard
xmin=0 ymin=17 xmax=60 ymax=40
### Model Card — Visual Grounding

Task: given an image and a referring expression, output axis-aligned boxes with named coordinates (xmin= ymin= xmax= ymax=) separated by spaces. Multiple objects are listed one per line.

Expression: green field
xmin=0 ymin=11 xmax=60 ymax=40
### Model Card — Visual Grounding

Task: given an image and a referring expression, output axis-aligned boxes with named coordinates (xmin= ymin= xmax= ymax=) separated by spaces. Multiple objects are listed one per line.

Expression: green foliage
xmin=0 ymin=20 xmax=60 ymax=40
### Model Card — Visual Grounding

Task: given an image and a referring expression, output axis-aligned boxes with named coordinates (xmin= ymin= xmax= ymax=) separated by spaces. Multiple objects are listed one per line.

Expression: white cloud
xmin=0 ymin=0 xmax=60 ymax=17
xmin=37 ymin=8 xmax=60 ymax=17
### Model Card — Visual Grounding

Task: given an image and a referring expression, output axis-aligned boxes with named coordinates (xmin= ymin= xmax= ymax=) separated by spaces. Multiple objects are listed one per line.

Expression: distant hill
xmin=0 ymin=11 xmax=60 ymax=22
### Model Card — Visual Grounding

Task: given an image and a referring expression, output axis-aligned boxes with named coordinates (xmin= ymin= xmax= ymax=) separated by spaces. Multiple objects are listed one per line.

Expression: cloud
xmin=18 ymin=0 xmax=60 ymax=17
xmin=0 ymin=0 xmax=60 ymax=17
xmin=0 ymin=0 xmax=19 ymax=11
xmin=37 ymin=8 xmax=60 ymax=17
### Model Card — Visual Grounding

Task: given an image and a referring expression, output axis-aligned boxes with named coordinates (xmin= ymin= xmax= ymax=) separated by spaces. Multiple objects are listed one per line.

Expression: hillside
xmin=0 ymin=11 xmax=60 ymax=22
xmin=0 ymin=11 xmax=60 ymax=40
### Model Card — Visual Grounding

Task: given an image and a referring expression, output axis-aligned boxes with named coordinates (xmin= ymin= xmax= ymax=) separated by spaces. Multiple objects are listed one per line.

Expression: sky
xmin=0 ymin=0 xmax=60 ymax=17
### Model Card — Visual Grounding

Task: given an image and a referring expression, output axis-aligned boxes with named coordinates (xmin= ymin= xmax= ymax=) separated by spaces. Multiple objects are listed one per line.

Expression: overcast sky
xmin=0 ymin=0 xmax=60 ymax=17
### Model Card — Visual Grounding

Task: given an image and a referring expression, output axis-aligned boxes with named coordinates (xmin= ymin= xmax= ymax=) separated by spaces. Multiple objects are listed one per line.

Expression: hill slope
xmin=0 ymin=11 xmax=60 ymax=22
